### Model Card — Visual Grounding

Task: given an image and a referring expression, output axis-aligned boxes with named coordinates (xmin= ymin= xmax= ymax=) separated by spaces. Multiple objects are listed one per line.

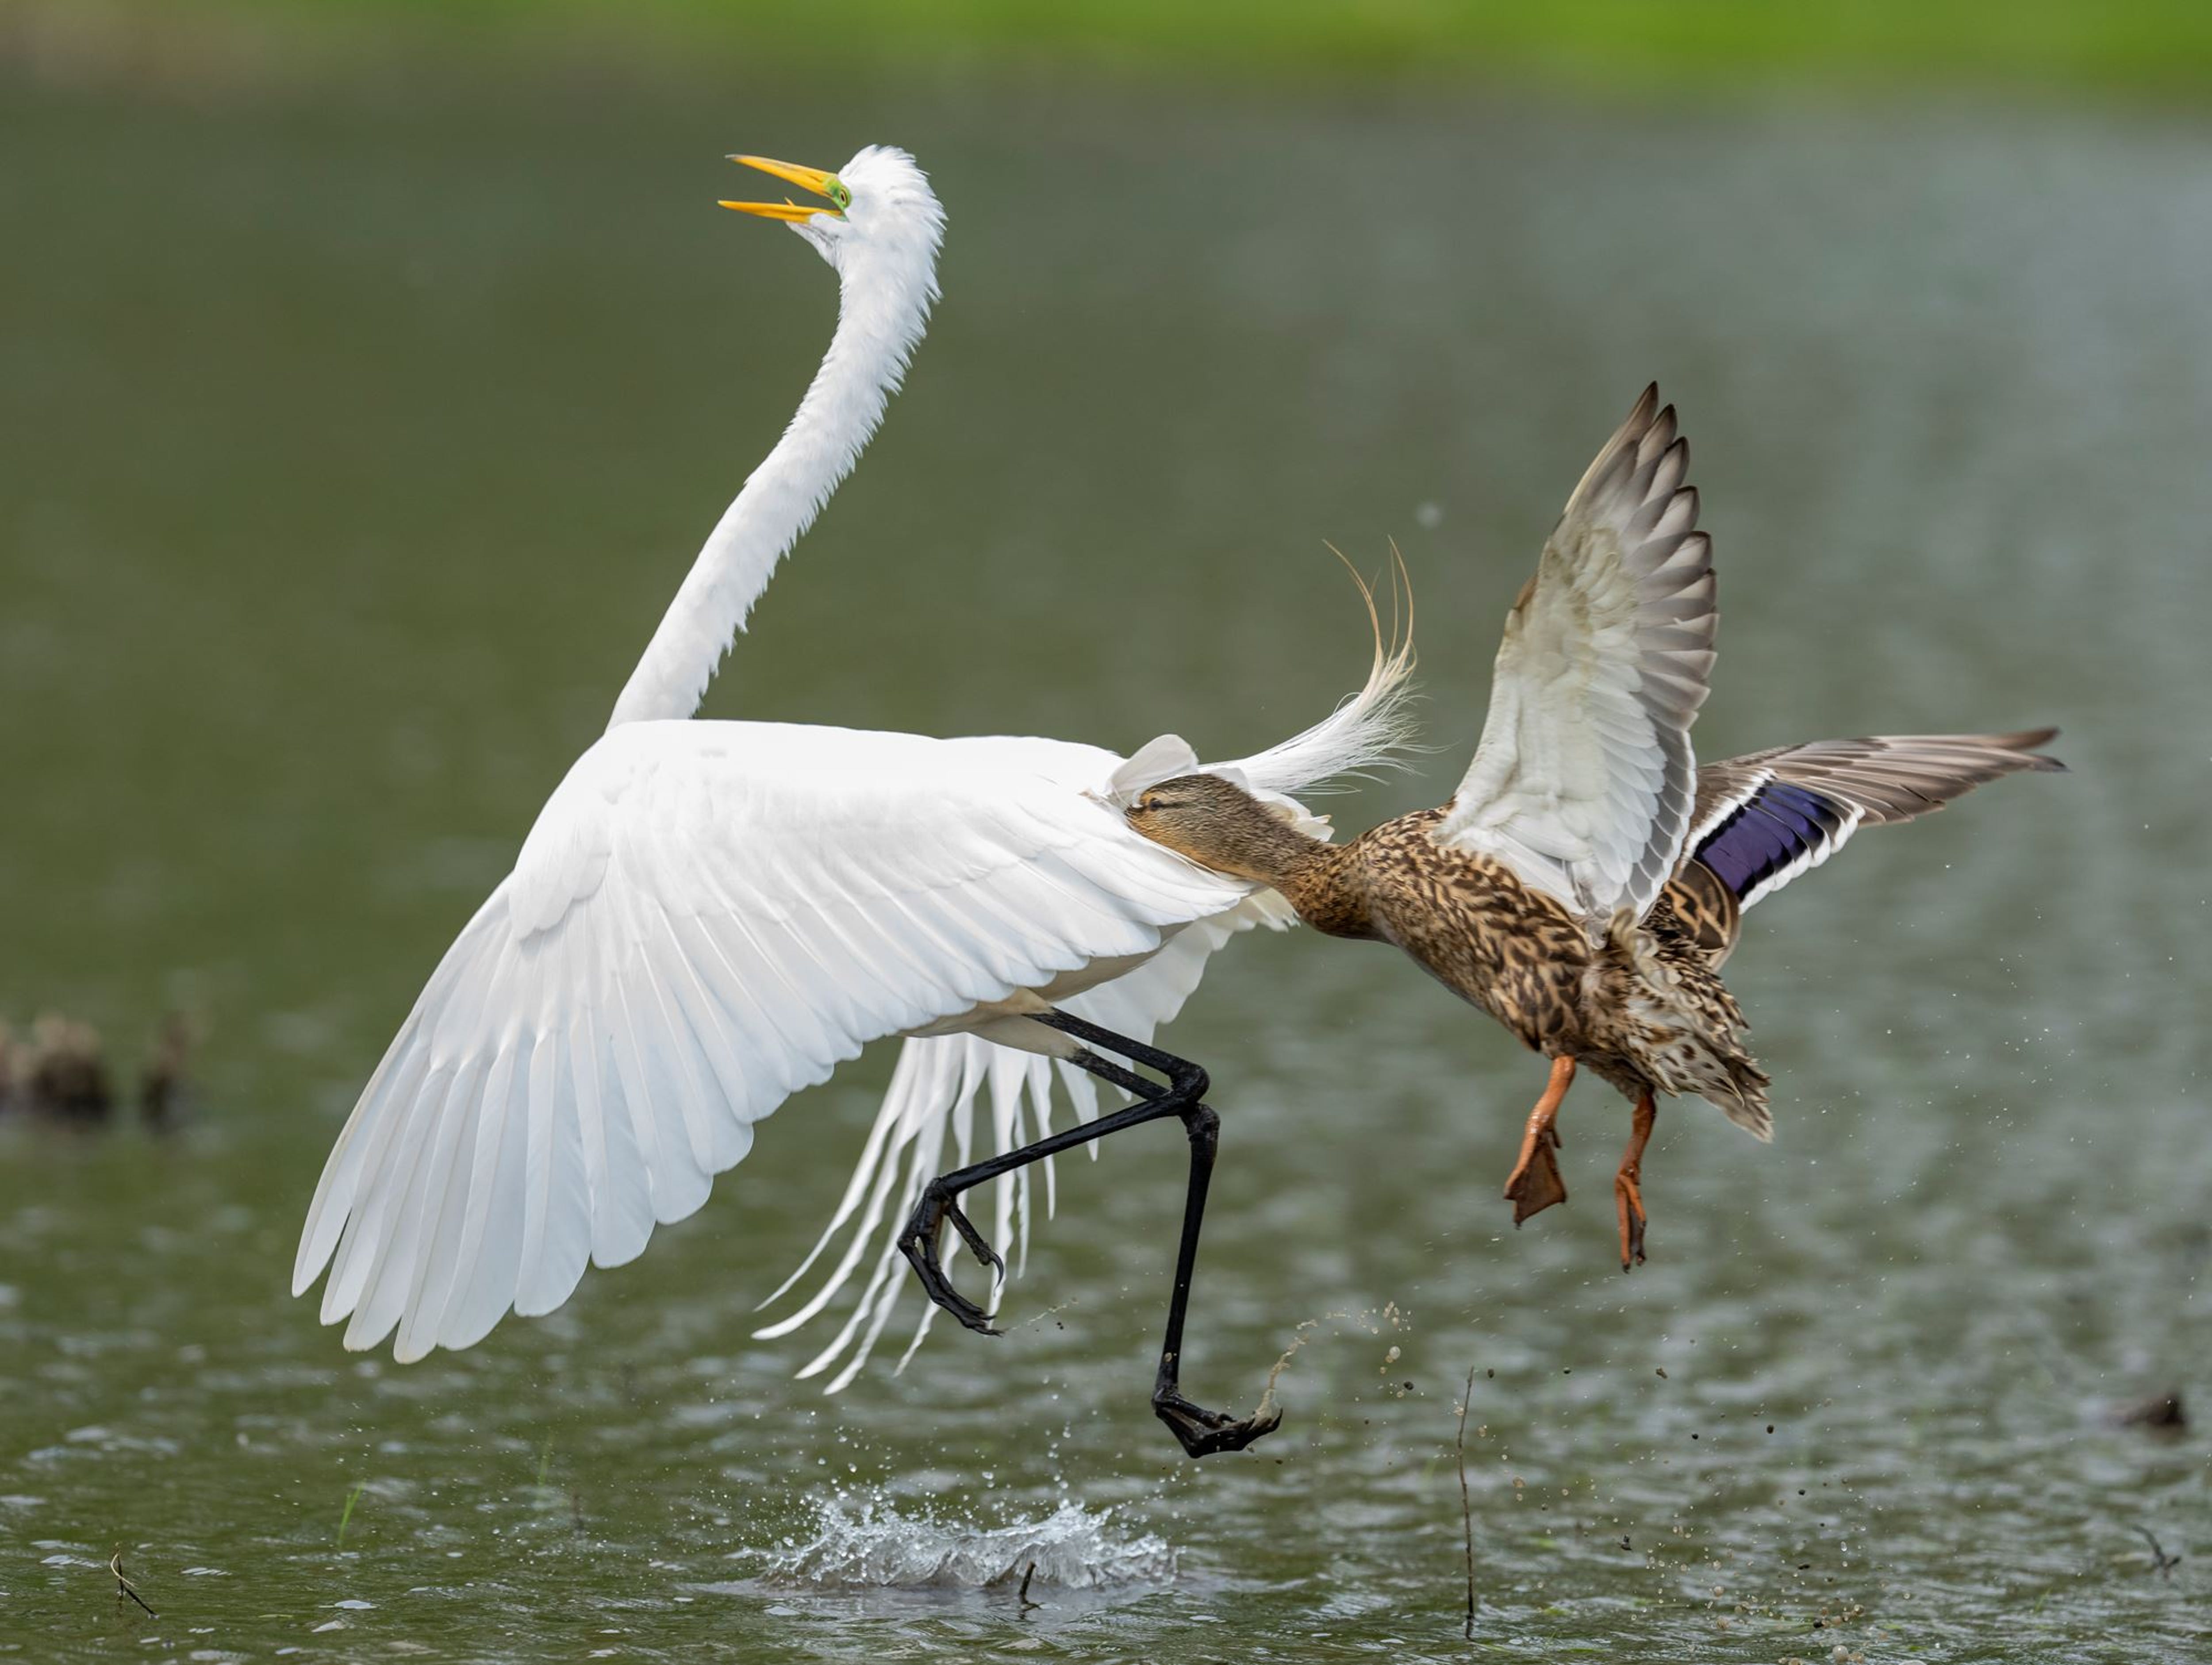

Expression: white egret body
xmin=291 ymin=149 xmax=1411 ymax=1422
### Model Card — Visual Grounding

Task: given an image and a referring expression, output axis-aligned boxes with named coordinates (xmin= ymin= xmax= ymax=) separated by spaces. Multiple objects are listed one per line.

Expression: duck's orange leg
xmin=1614 ymin=1092 xmax=1656 ymax=1271
xmin=1502 ymin=1056 xmax=1577 ymax=1224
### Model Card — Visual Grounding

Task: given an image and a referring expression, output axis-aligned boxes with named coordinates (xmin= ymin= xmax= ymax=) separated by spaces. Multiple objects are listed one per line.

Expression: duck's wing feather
xmin=1685 ymin=730 xmax=2064 ymax=911
xmin=1434 ymin=385 xmax=1717 ymax=922
xmin=291 ymin=721 xmax=1252 ymax=1364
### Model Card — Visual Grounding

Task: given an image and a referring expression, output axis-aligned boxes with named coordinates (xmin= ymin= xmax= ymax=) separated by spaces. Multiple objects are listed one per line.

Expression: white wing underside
xmin=1435 ymin=386 xmax=1718 ymax=924
xmin=292 ymin=720 xmax=1256 ymax=1364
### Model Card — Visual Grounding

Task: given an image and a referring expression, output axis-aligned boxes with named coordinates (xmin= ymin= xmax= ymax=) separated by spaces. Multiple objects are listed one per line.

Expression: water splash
xmin=1253 ymin=1300 xmax=1413 ymax=1423
xmin=761 ymin=1497 xmax=1177 ymax=1590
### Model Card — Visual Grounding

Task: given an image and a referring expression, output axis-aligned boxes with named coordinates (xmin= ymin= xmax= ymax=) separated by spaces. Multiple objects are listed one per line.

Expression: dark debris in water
xmin=2131 ymin=1525 xmax=2182 ymax=1579
xmin=108 ymin=1550 xmax=156 ymax=1619
xmin=0 ymin=1011 xmax=196 ymax=1130
xmin=2108 ymin=1389 xmax=2187 ymax=1433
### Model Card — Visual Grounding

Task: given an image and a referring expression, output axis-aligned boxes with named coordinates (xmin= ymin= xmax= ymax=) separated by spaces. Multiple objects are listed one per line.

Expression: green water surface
xmin=1 ymin=63 xmax=2206 ymax=1663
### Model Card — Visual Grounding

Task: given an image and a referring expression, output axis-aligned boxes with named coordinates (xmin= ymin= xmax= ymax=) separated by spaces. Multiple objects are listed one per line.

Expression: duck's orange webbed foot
xmin=1502 ymin=1056 xmax=1577 ymax=1225
xmin=1613 ymin=1092 xmax=1657 ymax=1271
xmin=1505 ymin=1127 xmax=1566 ymax=1221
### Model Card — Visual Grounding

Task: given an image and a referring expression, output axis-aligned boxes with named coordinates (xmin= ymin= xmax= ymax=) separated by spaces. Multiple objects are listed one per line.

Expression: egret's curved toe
xmin=898 ymin=1181 xmax=1005 ymax=1336
xmin=1154 ymin=1389 xmax=1283 ymax=1458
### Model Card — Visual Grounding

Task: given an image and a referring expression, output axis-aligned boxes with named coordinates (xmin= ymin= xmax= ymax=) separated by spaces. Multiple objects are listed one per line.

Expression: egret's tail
xmin=751 ymin=901 xmax=1283 ymax=1391
xmin=747 ymin=1034 xmax=1067 ymax=1393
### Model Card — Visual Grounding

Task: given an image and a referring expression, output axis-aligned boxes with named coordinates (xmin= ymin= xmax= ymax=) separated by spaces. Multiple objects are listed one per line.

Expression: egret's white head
xmin=719 ymin=146 xmax=944 ymax=289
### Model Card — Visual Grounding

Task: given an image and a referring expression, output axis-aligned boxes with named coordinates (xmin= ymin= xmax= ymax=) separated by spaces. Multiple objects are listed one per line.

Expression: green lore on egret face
xmin=827 ymin=176 xmax=852 ymax=211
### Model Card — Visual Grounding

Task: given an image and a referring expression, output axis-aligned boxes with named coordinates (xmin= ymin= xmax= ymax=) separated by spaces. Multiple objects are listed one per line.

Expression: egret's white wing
xmin=292 ymin=720 xmax=1255 ymax=1363
xmin=752 ymin=889 xmax=1298 ymax=1391
xmin=1434 ymin=386 xmax=1717 ymax=922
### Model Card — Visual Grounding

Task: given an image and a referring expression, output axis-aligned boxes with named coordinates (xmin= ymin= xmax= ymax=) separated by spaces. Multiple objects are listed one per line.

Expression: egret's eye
xmin=826 ymin=177 xmax=852 ymax=212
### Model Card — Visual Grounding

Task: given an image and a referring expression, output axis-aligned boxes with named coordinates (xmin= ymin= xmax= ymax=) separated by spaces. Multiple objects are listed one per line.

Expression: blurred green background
xmin=14 ymin=0 xmax=2212 ymax=91
xmin=2 ymin=5 xmax=2207 ymax=1663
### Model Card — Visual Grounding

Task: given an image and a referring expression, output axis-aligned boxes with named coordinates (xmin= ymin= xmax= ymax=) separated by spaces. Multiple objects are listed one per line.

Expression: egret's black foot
xmin=1153 ymin=1388 xmax=1283 ymax=1458
xmin=898 ymin=1180 xmax=1005 ymax=1336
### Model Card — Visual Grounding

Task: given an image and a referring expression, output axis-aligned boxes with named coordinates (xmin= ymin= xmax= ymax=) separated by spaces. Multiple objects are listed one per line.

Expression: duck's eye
xmin=826 ymin=177 xmax=852 ymax=212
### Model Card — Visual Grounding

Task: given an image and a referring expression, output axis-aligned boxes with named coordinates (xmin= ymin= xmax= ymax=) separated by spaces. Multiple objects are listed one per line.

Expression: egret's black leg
xmin=896 ymin=1009 xmax=1281 ymax=1459
xmin=1141 ymin=1091 xmax=1285 ymax=1457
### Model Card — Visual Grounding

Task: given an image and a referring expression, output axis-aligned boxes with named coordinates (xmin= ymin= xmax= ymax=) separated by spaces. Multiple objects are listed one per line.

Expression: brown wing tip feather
xmin=2009 ymin=727 xmax=2066 ymax=772
xmin=1966 ymin=727 xmax=2066 ymax=773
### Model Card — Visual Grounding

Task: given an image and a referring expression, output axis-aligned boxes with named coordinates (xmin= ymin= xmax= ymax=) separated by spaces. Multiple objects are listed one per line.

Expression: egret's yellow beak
xmin=719 ymin=154 xmax=846 ymax=221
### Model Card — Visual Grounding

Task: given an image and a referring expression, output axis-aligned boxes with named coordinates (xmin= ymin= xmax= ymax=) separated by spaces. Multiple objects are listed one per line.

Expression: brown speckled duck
xmin=1126 ymin=386 xmax=2061 ymax=1269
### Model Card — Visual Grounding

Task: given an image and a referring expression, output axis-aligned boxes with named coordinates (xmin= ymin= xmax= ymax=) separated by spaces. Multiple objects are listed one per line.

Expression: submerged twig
xmin=109 ymin=1551 xmax=157 ymax=1619
xmin=2132 ymin=1524 xmax=2181 ymax=1578
xmin=1456 ymin=1365 xmax=1477 ymax=1639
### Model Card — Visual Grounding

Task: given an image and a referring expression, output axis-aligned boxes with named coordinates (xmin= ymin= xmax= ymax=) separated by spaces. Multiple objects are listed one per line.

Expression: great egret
xmin=1123 ymin=387 xmax=2060 ymax=1267
xmin=291 ymin=147 xmax=1413 ymax=1458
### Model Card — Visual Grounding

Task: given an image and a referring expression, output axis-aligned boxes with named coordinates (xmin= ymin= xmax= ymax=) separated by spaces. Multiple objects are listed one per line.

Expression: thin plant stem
xmin=1457 ymin=1365 xmax=1477 ymax=1640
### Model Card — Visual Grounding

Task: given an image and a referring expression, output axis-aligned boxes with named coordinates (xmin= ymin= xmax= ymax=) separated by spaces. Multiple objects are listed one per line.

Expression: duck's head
xmin=1125 ymin=773 xmax=1319 ymax=883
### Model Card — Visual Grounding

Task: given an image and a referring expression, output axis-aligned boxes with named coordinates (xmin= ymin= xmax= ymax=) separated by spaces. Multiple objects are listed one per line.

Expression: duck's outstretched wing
xmin=1433 ymin=385 xmax=1718 ymax=922
xmin=1682 ymin=730 xmax=2065 ymax=917
xmin=291 ymin=721 xmax=1252 ymax=1364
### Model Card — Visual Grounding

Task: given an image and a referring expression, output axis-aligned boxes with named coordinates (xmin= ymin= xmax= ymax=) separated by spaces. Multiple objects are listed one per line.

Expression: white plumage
xmin=292 ymin=146 xmax=1413 ymax=1370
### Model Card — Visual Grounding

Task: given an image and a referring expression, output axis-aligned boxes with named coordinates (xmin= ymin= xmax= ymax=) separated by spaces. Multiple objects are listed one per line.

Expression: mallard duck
xmin=1125 ymin=386 xmax=2061 ymax=1269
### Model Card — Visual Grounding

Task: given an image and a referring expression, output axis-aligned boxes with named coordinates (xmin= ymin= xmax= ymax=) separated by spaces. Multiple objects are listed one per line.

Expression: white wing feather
xmin=752 ymin=889 xmax=1297 ymax=1390
xmin=293 ymin=719 xmax=1254 ymax=1361
xmin=1434 ymin=385 xmax=1717 ymax=922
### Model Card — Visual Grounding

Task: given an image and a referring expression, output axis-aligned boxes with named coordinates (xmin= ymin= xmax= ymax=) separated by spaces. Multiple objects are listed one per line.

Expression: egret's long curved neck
xmin=608 ymin=247 xmax=936 ymax=728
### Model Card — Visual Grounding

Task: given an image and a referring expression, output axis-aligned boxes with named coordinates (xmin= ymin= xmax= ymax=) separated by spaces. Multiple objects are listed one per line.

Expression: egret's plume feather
xmin=1220 ymin=542 xmax=1421 ymax=797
